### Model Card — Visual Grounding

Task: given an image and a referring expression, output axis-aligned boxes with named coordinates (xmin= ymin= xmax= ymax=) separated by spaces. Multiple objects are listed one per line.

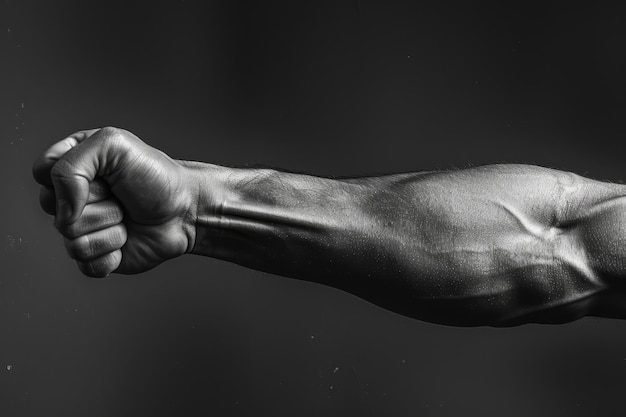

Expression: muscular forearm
xmin=183 ymin=161 xmax=626 ymax=326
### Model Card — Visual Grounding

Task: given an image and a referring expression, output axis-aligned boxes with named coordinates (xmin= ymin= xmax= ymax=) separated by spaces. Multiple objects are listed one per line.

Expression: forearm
xmin=183 ymin=161 xmax=626 ymax=326
xmin=185 ymin=161 xmax=398 ymax=283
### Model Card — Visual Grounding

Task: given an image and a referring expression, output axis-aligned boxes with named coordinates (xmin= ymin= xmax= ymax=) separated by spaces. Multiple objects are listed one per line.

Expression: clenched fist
xmin=33 ymin=127 xmax=200 ymax=277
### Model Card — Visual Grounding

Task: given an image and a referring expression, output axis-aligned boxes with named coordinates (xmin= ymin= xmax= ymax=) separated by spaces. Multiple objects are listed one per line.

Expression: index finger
xmin=32 ymin=129 xmax=101 ymax=186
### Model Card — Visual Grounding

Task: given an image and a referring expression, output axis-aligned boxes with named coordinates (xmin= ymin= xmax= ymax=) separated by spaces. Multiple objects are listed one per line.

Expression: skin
xmin=32 ymin=127 xmax=626 ymax=327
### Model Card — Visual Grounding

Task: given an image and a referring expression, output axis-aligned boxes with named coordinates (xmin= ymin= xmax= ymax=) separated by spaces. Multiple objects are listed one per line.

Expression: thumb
xmin=50 ymin=127 xmax=116 ymax=225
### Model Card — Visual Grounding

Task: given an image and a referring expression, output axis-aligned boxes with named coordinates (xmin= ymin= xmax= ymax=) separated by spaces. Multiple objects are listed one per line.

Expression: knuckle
xmin=77 ymin=251 xmax=119 ymax=278
xmin=99 ymin=126 xmax=122 ymax=137
xmin=99 ymin=126 xmax=127 ymax=147
xmin=62 ymin=223 xmax=81 ymax=239
xmin=98 ymin=127 xmax=141 ymax=154
xmin=58 ymin=212 xmax=90 ymax=239
xmin=105 ymin=201 xmax=124 ymax=223
xmin=111 ymin=224 xmax=127 ymax=247
xmin=50 ymin=158 xmax=72 ymax=179
xmin=65 ymin=234 xmax=92 ymax=260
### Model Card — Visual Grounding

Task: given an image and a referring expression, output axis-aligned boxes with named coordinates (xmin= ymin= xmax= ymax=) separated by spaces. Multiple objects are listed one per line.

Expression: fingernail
xmin=57 ymin=199 xmax=72 ymax=222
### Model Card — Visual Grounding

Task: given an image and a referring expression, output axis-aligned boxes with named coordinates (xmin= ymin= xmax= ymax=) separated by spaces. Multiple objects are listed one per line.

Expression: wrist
xmin=177 ymin=160 xmax=232 ymax=256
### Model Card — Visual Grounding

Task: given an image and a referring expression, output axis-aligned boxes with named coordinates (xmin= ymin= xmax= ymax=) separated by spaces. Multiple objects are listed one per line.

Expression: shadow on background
xmin=1 ymin=1 xmax=625 ymax=416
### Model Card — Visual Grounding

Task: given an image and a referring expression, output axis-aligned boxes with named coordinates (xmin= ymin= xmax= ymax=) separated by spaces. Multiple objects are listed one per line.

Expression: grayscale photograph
xmin=1 ymin=1 xmax=626 ymax=416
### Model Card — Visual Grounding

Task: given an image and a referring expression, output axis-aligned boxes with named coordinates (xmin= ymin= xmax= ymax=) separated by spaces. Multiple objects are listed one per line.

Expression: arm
xmin=33 ymin=128 xmax=626 ymax=326
xmin=184 ymin=161 xmax=626 ymax=326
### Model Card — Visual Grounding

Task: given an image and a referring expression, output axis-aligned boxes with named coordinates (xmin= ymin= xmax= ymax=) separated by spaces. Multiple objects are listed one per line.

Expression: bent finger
xmin=58 ymin=199 xmax=124 ymax=239
xmin=41 ymin=179 xmax=112 ymax=216
xmin=32 ymin=129 xmax=100 ymax=186
xmin=50 ymin=127 xmax=126 ymax=225
xmin=77 ymin=249 xmax=122 ymax=278
xmin=64 ymin=223 xmax=127 ymax=261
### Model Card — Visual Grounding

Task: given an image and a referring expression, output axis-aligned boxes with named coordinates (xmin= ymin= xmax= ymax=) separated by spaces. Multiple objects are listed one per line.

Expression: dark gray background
xmin=1 ymin=1 xmax=625 ymax=416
